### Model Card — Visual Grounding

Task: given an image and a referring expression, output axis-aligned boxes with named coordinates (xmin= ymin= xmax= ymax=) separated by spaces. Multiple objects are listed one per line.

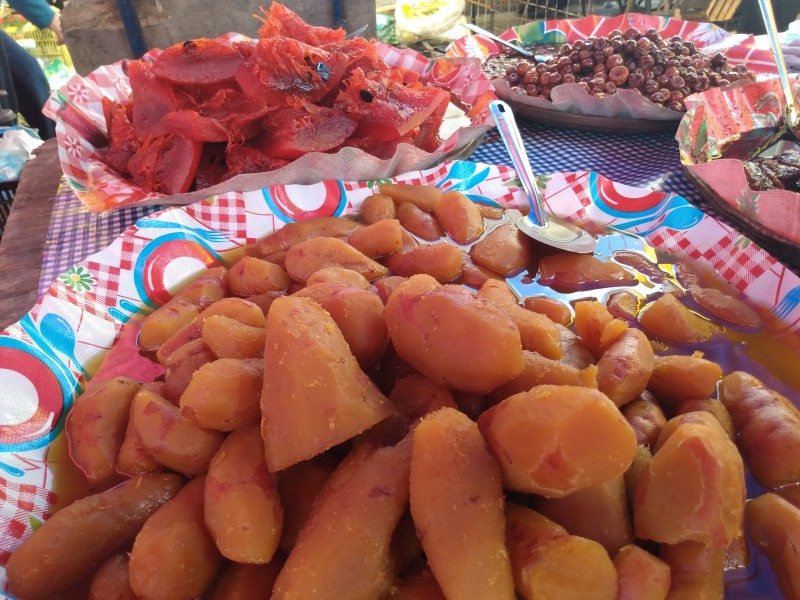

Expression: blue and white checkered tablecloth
xmin=34 ymin=120 xmax=727 ymax=295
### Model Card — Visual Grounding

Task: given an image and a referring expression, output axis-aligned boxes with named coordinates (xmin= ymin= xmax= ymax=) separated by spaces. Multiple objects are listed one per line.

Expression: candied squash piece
xmin=271 ymin=439 xmax=412 ymax=600
xmin=130 ymin=388 xmax=225 ymax=476
xmin=691 ymin=286 xmax=761 ymax=328
xmin=261 ymin=296 xmax=394 ymax=472
xmin=639 ymin=293 xmax=720 ymax=343
xmin=379 ymin=183 xmax=441 ymax=212
xmin=348 ymin=219 xmax=404 ymax=258
xmin=505 ymin=503 xmax=617 ymax=600
xmin=410 ymin=408 xmax=515 ymax=600
xmin=434 ymin=189 xmax=485 ymax=245
xmin=524 ymin=296 xmax=572 ymax=326
xmin=250 ymin=216 xmax=362 ymax=260
xmin=6 ymin=473 xmax=183 ymax=600
xmin=180 ymin=358 xmax=262 ymax=431
xmin=293 ymin=282 xmax=388 ymax=370
xmin=634 ymin=412 xmax=745 ymax=548
xmin=533 ymin=475 xmax=634 ymax=556
xmin=66 ymin=376 xmax=141 ymax=488
xmin=470 ymin=221 xmax=530 ymax=277
xmin=596 ymin=328 xmax=654 ymax=408
xmin=396 ymin=201 xmax=444 ymax=241
xmin=228 ymin=256 xmax=291 ymax=296
xmin=613 ymin=544 xmax=671 ymax=600
xmin=746 ymin=493 xmax=800 ymax=600
xmin=659 ymin=542 xmax=724 ymax=600
xmin=359 ymin=193 xmax=396 ymax=224
xmin=622 ymin=391 xmax=667 ymax=450
xmin=647 ymin=354 xmax=722 ymax=405
xmin=284 ymin=236 xmax=389 ymax=283
xmin=210 ymin=561 xmax=282 ymax=600
xmin=129 ymin=477 xmax=222 ymax=600
xmin=384 ymin=242 xmax=462 ymax=283
xmin=478 ymin=385 xmax=637 ymax=498
xmin=718 ymin=371 xmax=800 ymax=489
xmin=205 ymin=426 xmax=282 ymax=564
xmin=384 ymin=275 xmax=524 ymax=394
xmin=539 ymin=253 xmax=635 ymax=290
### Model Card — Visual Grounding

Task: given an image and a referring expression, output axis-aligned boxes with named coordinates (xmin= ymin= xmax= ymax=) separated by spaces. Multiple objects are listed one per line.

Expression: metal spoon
xmin=489 ymin=100 xmax=597 ymax=253
xmin=757 ymin=0 xmax=800 ymax=139
xmin=462 ymin=23 xmax=536 ymax=58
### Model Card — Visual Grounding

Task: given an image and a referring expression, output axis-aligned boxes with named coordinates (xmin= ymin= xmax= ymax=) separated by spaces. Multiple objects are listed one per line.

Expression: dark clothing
xmin=0 ymin=29 xmax=55 ymax=139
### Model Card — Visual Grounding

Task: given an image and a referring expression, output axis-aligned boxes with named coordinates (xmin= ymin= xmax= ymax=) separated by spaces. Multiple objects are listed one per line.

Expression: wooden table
xmin=0 ymin=139 xmax=62 ymax=331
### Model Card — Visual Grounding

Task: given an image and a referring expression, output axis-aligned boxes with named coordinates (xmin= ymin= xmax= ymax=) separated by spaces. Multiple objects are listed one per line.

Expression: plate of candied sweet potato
xmin=43 ymin=2 xmax=495 ymax=212
xmin=447 ymin=13 xmax=776 ymax=133
xmin=1 ymin=160 xmax=799 ymax=599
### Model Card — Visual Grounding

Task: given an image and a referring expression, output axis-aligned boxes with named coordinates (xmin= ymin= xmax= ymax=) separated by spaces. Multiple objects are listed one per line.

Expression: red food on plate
xmin=151 ymin=38 xmax=247 ymax=86
xmin=100 ymin=2 xmax=455 ymax=195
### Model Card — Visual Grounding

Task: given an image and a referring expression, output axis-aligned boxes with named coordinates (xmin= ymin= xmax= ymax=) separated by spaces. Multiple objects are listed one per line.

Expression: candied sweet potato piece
xmin=88 ymin=553 xmax=136 ymax=600
xmin=384 ymin=275 xmax=523 ymax=394
xmin=634 ymin=412 xmax=745 ymax=548
xmin=162 ymin=338 xmax=217 ymax=403
xmin=205 ymin=426 xmax=282 ymax=563
xmin=228 ymin=256 xmax=291 ymax=296
xmin=478 ymin=385 xmax=637 ymax=497
xmin=539 ymin=253 xmax=635 ymax=290
xmin=129 ymin=477 xmax=222 ymax=600
xmin=359 ymin=193 xmax=396 ymax=224
xmin=250 ymin=216 xmax=361 ymax=261
xmin=639 ymin=293 xmax=720 ymax=343
xmin=261 ymin=296 xmax=394 ymax=472
xmin=348 ymin=219 xmax=404 ymax=258
xmin=490 ymin=350 xmax=591 ymax=405
xmin=410 ymin=408 xmax=515 ymax=600
xmin=718 ymin=371 xmax=800 ymax=489
xmin=202 ymin=315 xmax=266 ymax=359
xmin=6 ymin=472 xmax=183 ymax=600
xmin=284 ymin=236 xmax=389 ymax=283
xmin=389 ymin=374 xmax=457 ymax=421
xmin=659 ymin=541 xmax=724 ymax=600
xmin=613 ymin=544 xmax=671 ymax=600
xmin=691 ymin=287 xmax=761 ymax=328
xmin=66 ymin=376 xmax=141 ymax=488
xmin=384 ymin=242 xmax=462 ymax=283
xmin=396 ymin=201 xmax=444 ymax=241
xmin=460 ymin=250 xmax=503 ymax=289
xmin=673 ymin=397 xmax=735 ymax=441
xmin=373 ymin=275 xmax=407 ymax=304
xmin=139 ymin=297 xmax=201 ymax=353
xmin=293 ymin=282 xmax=388 ymax=370
xmin=306 ymin=266 xmax=372 ymax=289
xmin=434 ymin=189 xmax=485 ymax=245
xmin=533 ymin=475 xmax=634 ymax=556
xmin=180 ymin=358 xmax=262 ymax=431
xmin=622 ymin=391 xmax=667 ymax=450
xmin=210 ymin=561 xmax=282 ymax=600
xmin=271 ymin=438 xmax=412 ymax=600
xmin=469 ymin=221 xmax=530 ymax=277
xmin=596 ymin=328 xmax=654 ymax=408
xmin=573 ymin=300 xmax=623 ymax=357
xmin=746 ymin=492 xmax=800 ymax=600
xmin=505 ymin=502 xmax=617 ymax=600
xmin=647 ymin=354 xmax=722 ymax=405
xmin=524 ymin=296 xmax=572 ymax=326
xmin=388 ymin=565 xmax=446 ymax=600
xmin=131 ymin=388 xmax=225 ymax=476
xmin=378 ymin=183 xmax=441 ymax=212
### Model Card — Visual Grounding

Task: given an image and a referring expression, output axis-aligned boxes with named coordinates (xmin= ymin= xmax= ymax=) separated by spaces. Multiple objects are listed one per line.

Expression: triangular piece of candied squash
xmin=261 ymin=295 xmax=394 ymax=472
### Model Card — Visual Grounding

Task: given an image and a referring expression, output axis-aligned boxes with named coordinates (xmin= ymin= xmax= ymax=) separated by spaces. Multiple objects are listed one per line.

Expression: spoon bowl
xmin=489 ymin=100 xmax=597 ymax=253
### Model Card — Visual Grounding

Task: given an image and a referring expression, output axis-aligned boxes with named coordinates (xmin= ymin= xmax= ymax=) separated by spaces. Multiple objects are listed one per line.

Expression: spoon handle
xmin=757 ymin=0 xmax=800 ymax=131
xmin=489 ymin=100 xmax=546 ymax=227
xmin=462 ymin=23 xmax=535 ymax=58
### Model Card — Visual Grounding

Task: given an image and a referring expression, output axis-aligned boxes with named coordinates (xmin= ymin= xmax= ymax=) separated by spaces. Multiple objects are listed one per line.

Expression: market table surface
xmin=0 ymin=121 xmax=798 ymax=333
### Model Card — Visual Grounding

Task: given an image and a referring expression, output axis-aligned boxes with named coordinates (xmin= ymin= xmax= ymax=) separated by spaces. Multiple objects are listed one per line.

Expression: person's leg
xmin=0 ymin=30 xmax=55 ymax=139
